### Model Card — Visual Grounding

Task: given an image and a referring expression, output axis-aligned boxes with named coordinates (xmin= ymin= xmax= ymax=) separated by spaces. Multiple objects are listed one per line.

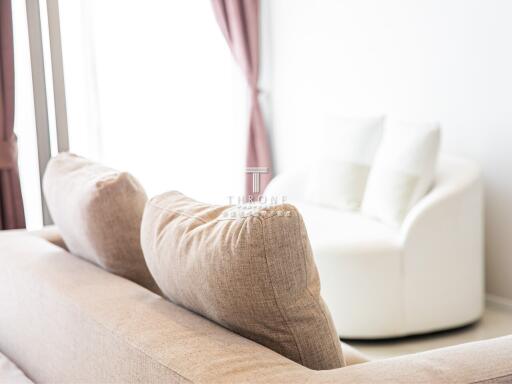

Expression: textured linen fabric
xmin=141 ymin=191 xmax=345 ymax=370
xmin=1 ymin=232 xmax=511 ymax=384
xmin=42 ymin=153 xmax=160 ymax=293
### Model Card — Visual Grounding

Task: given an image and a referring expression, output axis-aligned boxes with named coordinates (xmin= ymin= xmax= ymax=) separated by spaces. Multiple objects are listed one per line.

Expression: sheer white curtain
xmin=59 ymin=0 xmax=247 ymax=203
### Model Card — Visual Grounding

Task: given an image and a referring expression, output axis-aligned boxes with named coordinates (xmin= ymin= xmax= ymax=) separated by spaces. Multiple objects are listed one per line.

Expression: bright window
xmin=59 ymin=0 xmax=247 ymax=203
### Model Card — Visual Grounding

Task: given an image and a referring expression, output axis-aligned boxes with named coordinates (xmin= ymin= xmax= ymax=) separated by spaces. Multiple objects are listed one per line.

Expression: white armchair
xmin=265 ymin=155 xmax=484 ymax=338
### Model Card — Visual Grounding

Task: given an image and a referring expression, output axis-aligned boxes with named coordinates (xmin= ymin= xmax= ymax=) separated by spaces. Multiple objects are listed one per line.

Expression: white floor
xmin=345 ymin=302 xmax=512 ymax=360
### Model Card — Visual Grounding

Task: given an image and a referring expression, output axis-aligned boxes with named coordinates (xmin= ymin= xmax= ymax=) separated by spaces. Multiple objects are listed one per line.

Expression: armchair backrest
xmin=264 ymin=155 xmax=481 ymax=220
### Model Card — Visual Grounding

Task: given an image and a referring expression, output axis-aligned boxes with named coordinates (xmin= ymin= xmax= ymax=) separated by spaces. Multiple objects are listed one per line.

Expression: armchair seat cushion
xmin=294 ymin=202 xmax=399 ymax=253
xmin=291 ymin=202 xmax=404 ymax=338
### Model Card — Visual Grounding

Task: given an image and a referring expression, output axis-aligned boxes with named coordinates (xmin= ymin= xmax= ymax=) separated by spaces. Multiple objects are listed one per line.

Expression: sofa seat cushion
xmin=141 ymin=191 xmax=345 ymax=370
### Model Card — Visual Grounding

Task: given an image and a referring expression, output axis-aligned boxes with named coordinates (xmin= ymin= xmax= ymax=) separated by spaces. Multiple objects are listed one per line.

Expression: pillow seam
xmin=299 ymin=218 xmax=345 ymax=367
xmin=258 ymin=215 xmax=306 ymax=366
xmin=147 ymin=201 xmax=208 ymax=223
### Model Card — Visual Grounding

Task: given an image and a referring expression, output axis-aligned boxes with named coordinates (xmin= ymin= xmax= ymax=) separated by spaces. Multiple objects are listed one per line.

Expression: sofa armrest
xmin=312 ymin=335 xmax=512 ymax=383
xmin=400 ymin=156 xmax=482 ymax=244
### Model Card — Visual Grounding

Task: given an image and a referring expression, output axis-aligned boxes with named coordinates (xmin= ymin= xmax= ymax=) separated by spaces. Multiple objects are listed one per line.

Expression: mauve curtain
xmin=0 ymin=0 xmax=25 ymax=229
xmin=211 ymin=0 xmax=272 ymax=200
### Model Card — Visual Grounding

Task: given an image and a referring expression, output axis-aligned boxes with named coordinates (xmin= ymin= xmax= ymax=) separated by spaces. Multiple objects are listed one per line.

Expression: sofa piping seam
xmin=470 ymin=373 xmax=512 ymax=384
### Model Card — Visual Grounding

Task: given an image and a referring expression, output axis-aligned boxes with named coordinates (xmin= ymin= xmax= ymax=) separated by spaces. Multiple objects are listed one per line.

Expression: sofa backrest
xmin=0 ymin=232 xmax=511 ymax=383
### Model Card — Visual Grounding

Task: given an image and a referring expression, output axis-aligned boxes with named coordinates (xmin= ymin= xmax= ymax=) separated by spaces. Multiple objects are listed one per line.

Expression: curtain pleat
xmin=0 ymin=0 xmax=25 ymax=229
xmin=211 ymin=0 xmax=272 ymax=200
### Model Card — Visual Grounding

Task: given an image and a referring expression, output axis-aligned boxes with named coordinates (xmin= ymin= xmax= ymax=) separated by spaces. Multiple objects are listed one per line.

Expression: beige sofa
xmin=0 ymin=229 xmax=511 ymax=384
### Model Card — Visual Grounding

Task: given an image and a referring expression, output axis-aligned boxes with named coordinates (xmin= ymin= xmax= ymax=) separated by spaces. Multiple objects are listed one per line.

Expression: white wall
xmin=265 ymin=0 xmax=512 ymax=300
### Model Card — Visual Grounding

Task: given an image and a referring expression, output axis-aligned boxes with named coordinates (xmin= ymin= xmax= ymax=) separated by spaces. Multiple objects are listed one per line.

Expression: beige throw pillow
xmin=141 ymin=191 xmax=345 ymax=370
xmin=43 ymin=153 xmax=160 ymax=294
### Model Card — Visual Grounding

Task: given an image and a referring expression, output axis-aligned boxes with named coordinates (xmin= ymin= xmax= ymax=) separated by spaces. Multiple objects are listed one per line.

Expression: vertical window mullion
xmin=25 ymin=0 xmax=68 ymax=225
xmin=25 ymin=0 xmax=52 ymax=225
xmin=46 ymin=0 xmax=69 ymax=153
